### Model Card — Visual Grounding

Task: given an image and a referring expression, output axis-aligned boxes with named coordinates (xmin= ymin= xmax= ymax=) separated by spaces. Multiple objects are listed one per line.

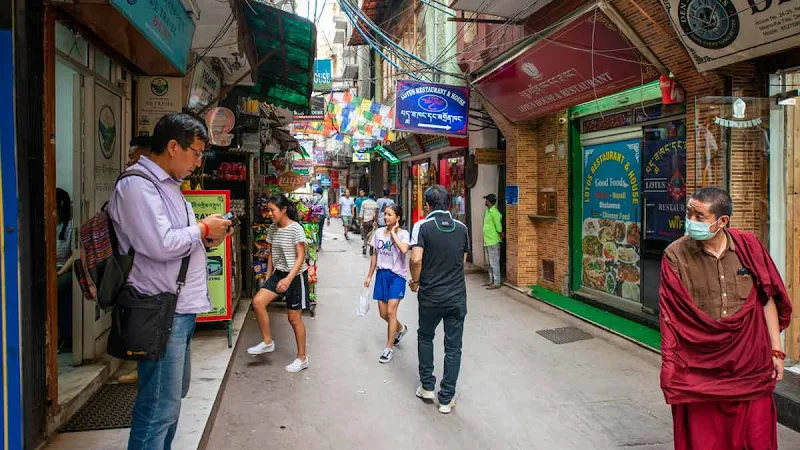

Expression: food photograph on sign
xmin=581 ymin=139 xmax=642 ymax=302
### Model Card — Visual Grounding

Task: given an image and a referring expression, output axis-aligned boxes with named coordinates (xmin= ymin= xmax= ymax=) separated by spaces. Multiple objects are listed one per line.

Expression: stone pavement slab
xmin=205 ymin=226 xmax=800 ymax=450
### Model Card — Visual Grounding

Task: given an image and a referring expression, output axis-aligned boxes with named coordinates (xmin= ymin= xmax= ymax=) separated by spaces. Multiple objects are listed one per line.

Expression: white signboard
xmin=660 ymin=0 xmax=800 ymax=71
xmin=136 ymin=76 xmax=183 ymax=136
xmin=187 ymin=59 xmax=221 ymax=114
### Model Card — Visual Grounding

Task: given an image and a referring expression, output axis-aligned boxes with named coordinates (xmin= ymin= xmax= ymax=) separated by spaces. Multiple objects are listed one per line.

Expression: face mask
xmin=685 ymin=217 xmax=721 ymax=241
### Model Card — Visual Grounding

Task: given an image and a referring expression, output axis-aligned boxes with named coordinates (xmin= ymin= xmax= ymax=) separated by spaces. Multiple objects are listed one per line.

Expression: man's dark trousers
xmin=417 ymin=302 xmax=466 ymax=404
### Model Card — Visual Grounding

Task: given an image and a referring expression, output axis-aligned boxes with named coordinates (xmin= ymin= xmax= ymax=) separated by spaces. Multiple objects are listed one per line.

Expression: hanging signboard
xmin=659 ymin=0 xmax=800 ymax=72
xmin=136 ymin=76 xmax=183 ymax=136
xmin=353 ymin=151 xmax=371 ymax=163
xmin=581 ymin=138 xmax=642 ymax=302
xmin=373 ymin=145 xmax=400 ymax=164
xmin=182 ymin=190 xmax=232 ymax=322
xmin=205 ymin=107 xmax=235 ymax=146
xmin=643 ymin=137 xmax=686 ymax=241
xmin=473 ymin=7 xmax=659 ymax=123
xmin=395 ymin=80 xmax=470 ymax=136
xmin=187 ymin=59 xmax=221 ymax=114
xmin=475 ymin=148 xmax=506 ymax=165
xmin=110 ymin=0 xmax=195 ymax=73
xmin=314 ymin=59 xmax=333 ymax=92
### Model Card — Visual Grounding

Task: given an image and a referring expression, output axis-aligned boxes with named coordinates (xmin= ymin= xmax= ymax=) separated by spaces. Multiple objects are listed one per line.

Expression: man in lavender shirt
xmin=108 ymin=113 xmax=231 ymax=450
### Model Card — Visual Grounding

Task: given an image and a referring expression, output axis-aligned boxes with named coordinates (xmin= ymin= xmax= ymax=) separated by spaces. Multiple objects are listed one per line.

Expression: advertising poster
xmin=643 ymin=137 xmax=686 ymax=241
xmin=187 ymin=59 xmax=221 ymax=113
xmin=183 ymin=191 xmax=232 ymax=322
xmin=395 ymin=80 xmax=470 ymax=136
xmin=581 ymin=139 xmax=642 ymax=302
xmin=136 ymin=76 xmax=183 ymax=136
xmin=314 ymin=59 xmax=333 ymax=91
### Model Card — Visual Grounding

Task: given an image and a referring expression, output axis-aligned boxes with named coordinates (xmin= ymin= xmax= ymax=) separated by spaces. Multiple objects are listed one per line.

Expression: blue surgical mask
xmin=685 ymin=217 xmax=721 ymax=241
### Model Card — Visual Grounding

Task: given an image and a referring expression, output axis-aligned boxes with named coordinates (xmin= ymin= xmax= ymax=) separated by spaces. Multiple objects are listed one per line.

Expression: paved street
xmin=206 ymin=222 xmax=800 ymax=450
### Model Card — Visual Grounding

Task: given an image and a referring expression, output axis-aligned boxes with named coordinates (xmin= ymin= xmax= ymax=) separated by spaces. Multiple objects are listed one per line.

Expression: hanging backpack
xmin=73 ymin=170 xmax=149 ymax=309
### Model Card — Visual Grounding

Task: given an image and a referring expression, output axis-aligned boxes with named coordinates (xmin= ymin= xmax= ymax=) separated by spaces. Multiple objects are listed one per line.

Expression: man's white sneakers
xmin=438 ymin=399 xmax=455 ymax=414
xmin=285 ymin=357 xmax=309 ymax=373
xmin=415 ymin=386 xmax=435 ymax=400
xmin=247 ymin=341 xmax=275 ymax=356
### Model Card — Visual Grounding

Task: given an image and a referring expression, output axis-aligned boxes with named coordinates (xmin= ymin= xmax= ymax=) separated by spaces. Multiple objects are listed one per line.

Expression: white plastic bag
xmin=357 ymin=288 xmax=370 ymax=317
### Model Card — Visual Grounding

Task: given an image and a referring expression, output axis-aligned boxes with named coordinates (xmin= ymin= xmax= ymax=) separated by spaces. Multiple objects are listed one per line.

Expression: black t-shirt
xmin=410 ymin=211 xmax=470 ymax=307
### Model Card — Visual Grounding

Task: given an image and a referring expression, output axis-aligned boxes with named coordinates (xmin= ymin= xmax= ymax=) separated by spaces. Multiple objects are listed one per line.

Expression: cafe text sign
xmin=660 ymin=0 xmax=800 ymax=72
xmin=474 ymin=8 xmax=658 ymax=123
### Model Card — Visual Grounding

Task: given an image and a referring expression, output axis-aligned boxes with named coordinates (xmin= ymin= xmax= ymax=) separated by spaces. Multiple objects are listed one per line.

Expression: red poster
xmin=474 ymin=9 xmax=659 ymax=123
xmin=331 ymin=170 xmax=340 ymax=189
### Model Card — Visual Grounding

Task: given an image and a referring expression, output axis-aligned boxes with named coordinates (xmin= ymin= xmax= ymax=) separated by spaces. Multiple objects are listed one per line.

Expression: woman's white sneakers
xmin=247 ymin=341 xmax=275 ymax=356
xmin=285 ymin=357 xmax=309 ymax=373
xmin=393 ymin=325 xmax=408 ymax=346
xmin=379 ymin=348 xmax=394 ymax=363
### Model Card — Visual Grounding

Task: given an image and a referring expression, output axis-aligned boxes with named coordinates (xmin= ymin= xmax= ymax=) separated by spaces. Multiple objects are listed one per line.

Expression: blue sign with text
xmin=506 ymin=185 xmax=519 ymax=206
xmin=643 ymin=137 xmax=686 ymax=241
xmin=395 ymin=80 xmax=469 ymax=136
xmin=314 ymin=59 xmax=332 ymax=91
xmin=110 ymin=0 xmax=195 ymax=73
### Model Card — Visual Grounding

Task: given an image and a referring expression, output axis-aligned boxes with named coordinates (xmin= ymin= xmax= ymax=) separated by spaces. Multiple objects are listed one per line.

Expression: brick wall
xmin=474 ymin=0 xmax=771 ymax=288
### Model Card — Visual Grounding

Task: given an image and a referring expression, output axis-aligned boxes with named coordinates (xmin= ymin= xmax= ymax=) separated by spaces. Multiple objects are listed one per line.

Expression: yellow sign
xmin=475 ymin=148 xmax=506 ymax=165
xmin=182 ymin=190 xmax=232 ymax=322
xmin=353 ymin=151 xmax=371 ymax=163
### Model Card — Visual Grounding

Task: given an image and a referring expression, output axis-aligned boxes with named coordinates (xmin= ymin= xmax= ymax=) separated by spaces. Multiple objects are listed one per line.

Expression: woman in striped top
xmin=247 ymin=194 xmax=310 ymax=373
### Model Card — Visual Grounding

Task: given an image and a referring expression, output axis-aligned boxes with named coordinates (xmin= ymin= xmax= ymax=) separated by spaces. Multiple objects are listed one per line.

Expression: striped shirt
xmin=267 ymin=222 xmax=308 ymax=273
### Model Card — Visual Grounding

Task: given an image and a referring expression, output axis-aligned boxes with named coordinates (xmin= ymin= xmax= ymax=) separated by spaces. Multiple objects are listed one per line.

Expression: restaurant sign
xmin=660 ymin=0 xmax=800 ymax=72
xmin=474 ymin=8 xmax=659 ymax=123
xmin=395 ymin=80 xmax=470 ymax=136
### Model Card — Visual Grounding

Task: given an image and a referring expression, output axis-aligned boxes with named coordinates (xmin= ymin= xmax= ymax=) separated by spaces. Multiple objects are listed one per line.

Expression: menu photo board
xmin=183 ymin=190 xmax=232 ymax=322
xmin=581 ymin=138 xmax=642 ymax=302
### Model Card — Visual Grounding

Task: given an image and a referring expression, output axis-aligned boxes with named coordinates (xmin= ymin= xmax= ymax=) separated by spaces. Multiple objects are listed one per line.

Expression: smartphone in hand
xmin=222 ymin=212 xmax=241 ymax=228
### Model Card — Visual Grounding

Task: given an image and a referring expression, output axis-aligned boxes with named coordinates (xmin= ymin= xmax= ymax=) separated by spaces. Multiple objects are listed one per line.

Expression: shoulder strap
xmin=107 ymin=170 xmax=157 ymax=259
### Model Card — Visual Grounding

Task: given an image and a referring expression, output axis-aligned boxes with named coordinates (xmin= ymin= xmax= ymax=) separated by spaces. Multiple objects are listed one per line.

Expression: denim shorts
xmin=373 ymin=269 xmax=406 ymax=302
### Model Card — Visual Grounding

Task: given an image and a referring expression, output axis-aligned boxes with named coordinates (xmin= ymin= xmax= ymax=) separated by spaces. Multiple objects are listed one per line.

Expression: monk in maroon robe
xmin=660 ymin=187 xmax=791 ymax=450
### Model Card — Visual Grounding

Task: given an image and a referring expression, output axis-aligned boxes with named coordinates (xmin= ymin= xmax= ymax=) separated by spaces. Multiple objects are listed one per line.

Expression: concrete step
xmin=776 ymin=370 xmax=800 ymax=432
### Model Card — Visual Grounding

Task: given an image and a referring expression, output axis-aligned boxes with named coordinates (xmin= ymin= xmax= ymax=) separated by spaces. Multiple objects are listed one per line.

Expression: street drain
xmin=536 ymin=326 xmax=593 ymax=344
xmin=60 ymin=383 xmax=137 ymax=433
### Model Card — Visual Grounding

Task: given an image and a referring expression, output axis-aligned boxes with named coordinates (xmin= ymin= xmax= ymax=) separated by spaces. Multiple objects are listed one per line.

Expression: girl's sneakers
xmin=379 ymin=348 xmax=394 ymax=363
xmin=247 ymin=341 xmax=275 ymax=356
xmin=394 ymin=325 xmax=408 ymax=346
xmin=285 ymin=357 xmax=309 ymax=373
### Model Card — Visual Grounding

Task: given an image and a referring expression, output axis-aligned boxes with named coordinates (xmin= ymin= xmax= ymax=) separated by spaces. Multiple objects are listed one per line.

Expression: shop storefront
xmin=569 ymin=81 xmax=686 ymax=319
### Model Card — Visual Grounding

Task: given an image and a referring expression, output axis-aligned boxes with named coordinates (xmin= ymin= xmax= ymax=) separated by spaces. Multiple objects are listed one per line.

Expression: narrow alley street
xmin=205 ymin=224 xmax=800 ymax=450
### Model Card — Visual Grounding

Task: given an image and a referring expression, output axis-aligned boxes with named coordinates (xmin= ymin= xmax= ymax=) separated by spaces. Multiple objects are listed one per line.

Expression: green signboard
xmin=373 ymin=144 xmax=400 ymax=164
xmin=183 ymin=190 xmax=232 ymax=322
xmin=110 ymin=0 xmax=196 ymax=73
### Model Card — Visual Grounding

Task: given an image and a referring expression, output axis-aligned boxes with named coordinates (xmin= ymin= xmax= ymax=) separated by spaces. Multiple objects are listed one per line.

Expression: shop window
xmin=55 ymin=22 xmax=89 ymax=67
xmin=94 ymin=50 xmax=115 ymax=82
xmin=542 ymin=260 xmax=555 ymax=283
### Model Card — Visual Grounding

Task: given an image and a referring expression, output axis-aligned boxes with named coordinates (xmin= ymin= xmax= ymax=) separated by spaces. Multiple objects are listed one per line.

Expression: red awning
xmin=473 ymin=6 xmax=661 ymax=123
xmin=347 ymin=0 xmax=390 ymax=46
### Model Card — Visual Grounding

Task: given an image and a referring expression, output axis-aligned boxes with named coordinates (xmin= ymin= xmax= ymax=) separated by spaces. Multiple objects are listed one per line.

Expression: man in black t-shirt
xmin=409 ymin=185 xmax=470 ymax=414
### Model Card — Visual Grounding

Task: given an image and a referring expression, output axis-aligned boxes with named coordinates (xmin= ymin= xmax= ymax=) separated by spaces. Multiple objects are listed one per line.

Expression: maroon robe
xmin=660 ymin=228 xmax=792 ymax=450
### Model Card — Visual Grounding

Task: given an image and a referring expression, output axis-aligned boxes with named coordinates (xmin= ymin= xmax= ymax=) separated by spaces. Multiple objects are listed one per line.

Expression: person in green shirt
xmin=483 ymin=194 xmax=504 ymax=289
xmin=354 ymin=189 xmax=366 ymax=233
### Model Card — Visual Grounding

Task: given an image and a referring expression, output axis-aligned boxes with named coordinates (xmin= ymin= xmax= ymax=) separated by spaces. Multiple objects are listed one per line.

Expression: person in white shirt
xmin=339 ymin=189 xmax=356 ymax=240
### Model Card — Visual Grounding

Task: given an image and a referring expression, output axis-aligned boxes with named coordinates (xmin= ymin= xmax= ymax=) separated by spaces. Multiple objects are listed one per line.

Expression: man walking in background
xmin=360 ymin=192 xmax=379 ymax=256
xmin=483 ymin=194 xmax=504 ymax=290
xmin=410 ymin=185 xmax=470 ymax=414
xmin=127 ymin=136 xmax=151 ymax=167
xmin=660 ymin=187 xmax=791 ymax=450
xmin=340 ymin=189 xmax=355 ymax=240
xmin=376 ymin=188 xmax=395 ymax=227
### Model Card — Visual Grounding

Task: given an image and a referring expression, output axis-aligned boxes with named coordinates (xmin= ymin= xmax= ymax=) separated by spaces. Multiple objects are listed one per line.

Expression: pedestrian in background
xmin=483 ymin=194 xmax=504 ymax=290
xmin=360 ymin=192 xmax=379 ymax=256
xmin=127 ymin=135 xmax=151 ymax=168
xmin=354 ymin=189 xmax=366 ymax=232
xmin=660 ymin=187 xmax=791 ymax=450
xmin=376 ymin=188 xmax=395 ymax=227
xmin=248 ymin=194 xmax=310 ymax=373
xmin=410 ymin=185 xmax=470 ymax=414
xmin=109 ymin=113 xmax=232 ymax=449
xmin=364 ymin=204 xmax=410 ymax=364
xmin=339 ymin=188 xmax=355 ymax=241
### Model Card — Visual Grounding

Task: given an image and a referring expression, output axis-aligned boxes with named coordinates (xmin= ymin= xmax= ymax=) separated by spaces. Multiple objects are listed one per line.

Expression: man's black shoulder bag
xmin=107 ymin=171 xmax=192 ymax=361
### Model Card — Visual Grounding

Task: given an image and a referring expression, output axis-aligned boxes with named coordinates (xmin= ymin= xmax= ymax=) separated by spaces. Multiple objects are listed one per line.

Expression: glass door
xmin=641 ymin=120 xmax=687 ymax=316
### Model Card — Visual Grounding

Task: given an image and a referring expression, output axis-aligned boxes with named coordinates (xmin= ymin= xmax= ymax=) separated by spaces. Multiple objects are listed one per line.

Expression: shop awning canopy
xmin=449 ymin=0 xmax=552 ymax=19
xmin=234 ymin=1 xmax=317 ymax=112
